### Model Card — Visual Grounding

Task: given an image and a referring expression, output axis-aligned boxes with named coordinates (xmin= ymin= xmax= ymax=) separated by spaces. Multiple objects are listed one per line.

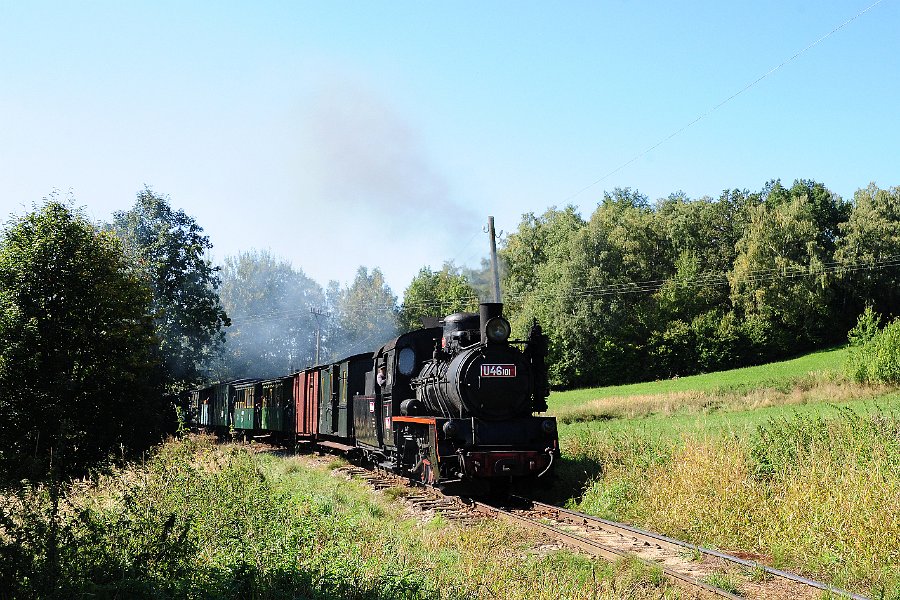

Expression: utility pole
xmin=310 ymin=308 xmax=328 ymax=365
xmin=488 ymin=216 xmax=502 ymax=302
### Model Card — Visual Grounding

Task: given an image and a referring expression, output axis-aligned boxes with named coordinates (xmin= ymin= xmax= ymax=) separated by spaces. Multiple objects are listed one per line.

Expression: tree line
xmin=3 ymin=178 xmax=899 ymax=481
xmin=500 ymin=180 xmax=900 ymax=388
xmin=0 ymin=187 xmax=475 ymax=481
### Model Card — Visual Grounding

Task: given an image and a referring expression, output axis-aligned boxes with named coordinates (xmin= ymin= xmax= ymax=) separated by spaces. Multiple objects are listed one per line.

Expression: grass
xmin=541 ymin=345 xmax=900 ymax=598
xmin=554 ymin=407 xmax=900 ymax=598
xmin=703 ymin=571 xmax=742 ymax=595
xmin=549 ymin=345 xmax=849 ymax=412
xmin=0 ymin=435 xmax=679 ymax=599
xmin=559 ymin=391 xmax=900 ymax=442
xmin=4 ymin=345 xmax=896 ymax=599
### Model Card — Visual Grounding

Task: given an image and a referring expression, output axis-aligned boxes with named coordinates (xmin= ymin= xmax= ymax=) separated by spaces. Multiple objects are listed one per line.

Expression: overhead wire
xmin=562 ymin=0 xmax=887 ymax=204
xmin=230 ymin=3 xmax=891 ymax=329
xmin=228 ymin=253 xmax=900 ymax=326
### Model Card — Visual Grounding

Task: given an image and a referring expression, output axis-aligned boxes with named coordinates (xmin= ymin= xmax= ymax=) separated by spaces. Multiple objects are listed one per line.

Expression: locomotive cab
xmin=376 ymin=302 xmax=559 ymax=492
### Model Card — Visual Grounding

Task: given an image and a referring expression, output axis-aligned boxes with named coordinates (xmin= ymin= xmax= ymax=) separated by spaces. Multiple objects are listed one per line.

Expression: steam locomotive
xmin=187 ymin=302 xmax=558 ymax=494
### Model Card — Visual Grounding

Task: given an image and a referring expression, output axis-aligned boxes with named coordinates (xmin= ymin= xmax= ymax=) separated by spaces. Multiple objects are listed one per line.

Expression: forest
xmin=1 ymin=178 xmax=899 ymax=481
xmin=218 ymin=178 xmax=900 ymax=390
xmin=500 ymin=179 xmax=900 ymax=387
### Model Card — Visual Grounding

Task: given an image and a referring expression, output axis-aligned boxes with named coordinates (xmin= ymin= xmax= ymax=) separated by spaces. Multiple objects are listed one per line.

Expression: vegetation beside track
xmin=549 ymin=346 xmax=848 ymax=417
xmin=0 ymin=436 xmax=676 ymax=599
xmin=544 ymin=346 xmax=900 ymax=598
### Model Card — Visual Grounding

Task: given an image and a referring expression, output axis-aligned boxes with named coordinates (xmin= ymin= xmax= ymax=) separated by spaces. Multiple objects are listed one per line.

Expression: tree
xmin=0 ymin=201 xmax=163 ymax=482
xmin=501 ymin=206 xmax=585 ymax=314
xmin=329 ymin=267 xmax=398 ymax=358
xmin=555 ymin=189 xmax=668 ymax=385
xmin=729 ymin=195 xmax=831 ymax=354
xmin=763 ymin=179 xmax=849 ymax=254
xmin=834 ymin=184 xmax=900 ymax=319
xmin=110 ymin=188 xmax=229 ymax=391
xmin=218 ymin=250 xmax=325 ymax=378
xmin=399 ymin=264 xmax=478 ymax=331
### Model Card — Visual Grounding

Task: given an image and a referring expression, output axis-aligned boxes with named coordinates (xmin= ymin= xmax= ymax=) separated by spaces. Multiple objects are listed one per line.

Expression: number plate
xmin=480 ymin=364 xmax=516 ymax=377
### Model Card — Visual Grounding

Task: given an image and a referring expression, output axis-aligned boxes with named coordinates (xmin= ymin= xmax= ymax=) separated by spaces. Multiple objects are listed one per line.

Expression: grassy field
xmin=1 ymin=436 xmax=677 ymax=600
xmin=542 ymin=345 xmax=900 ymax=598
xmin=550 ymin=346 xmax=849 ymax=410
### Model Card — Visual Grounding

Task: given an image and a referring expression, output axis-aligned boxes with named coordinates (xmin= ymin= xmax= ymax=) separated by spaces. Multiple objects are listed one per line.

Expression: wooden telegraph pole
xmin=488 ymin=216 xmax=501 ymax=302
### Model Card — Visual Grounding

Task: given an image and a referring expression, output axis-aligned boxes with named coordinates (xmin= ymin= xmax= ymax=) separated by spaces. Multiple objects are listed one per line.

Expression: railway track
xmin=477 ymin=498 xmax=867 ymax=600
xmin=334 ymin=463 xmax=868 ymax=600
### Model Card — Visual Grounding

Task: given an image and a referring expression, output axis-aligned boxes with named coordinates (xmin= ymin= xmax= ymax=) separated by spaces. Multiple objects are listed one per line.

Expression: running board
xmin=318 ymin=440 xmax=356 ymax=452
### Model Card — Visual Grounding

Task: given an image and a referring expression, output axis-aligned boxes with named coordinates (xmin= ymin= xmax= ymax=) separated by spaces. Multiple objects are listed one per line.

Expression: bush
xmin=846 ymin=308 xmax=900 ymax=384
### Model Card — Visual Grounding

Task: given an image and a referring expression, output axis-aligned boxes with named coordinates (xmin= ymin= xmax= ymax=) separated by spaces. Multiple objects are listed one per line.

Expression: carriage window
xmin=398 ymin=346 xmax=416 ymax=375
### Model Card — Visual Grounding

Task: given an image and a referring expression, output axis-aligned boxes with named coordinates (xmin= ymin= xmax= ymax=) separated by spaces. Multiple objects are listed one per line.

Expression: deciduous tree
xmin=0 ymin=201 xmax=163 ymax=481
xmin=218 ymin=249 xmax=325 ymax=377
xmin=110 ymin=188 xmax=229 ymax=391
xmin=835 ymin=184 xmax=900 ymax=318
xmin=399 ymin=264 xmax=478 ymax=331
xmin=329 ymin=267 xmax=398 ymax=358
xmin=729 ymin=195 xmax=831 ymax=353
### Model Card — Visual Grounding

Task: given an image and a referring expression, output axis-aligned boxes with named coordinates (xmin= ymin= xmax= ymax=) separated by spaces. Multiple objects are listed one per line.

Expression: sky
xmin=1 ymin=1 xmax=898 ymax=295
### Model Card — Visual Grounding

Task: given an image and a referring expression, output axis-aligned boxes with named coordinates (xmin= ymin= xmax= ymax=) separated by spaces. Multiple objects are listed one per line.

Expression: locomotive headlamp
xmin=541 ymin=419 xmax=557 ymax=435
xmin=485 ymin=317 xmax=511 ymax=343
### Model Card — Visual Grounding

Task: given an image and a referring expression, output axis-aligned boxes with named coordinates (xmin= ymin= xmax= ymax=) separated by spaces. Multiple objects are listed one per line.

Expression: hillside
xmin=545 ymin=346 xmax=900 ymax=597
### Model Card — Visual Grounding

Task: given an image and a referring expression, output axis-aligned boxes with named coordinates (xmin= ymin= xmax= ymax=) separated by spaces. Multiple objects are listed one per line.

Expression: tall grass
xmin=553 ymin=377 xmax=880 ymax=424
xmin=568 ymin=409 xmax=900 ymax=598
xmin=0 ymin=436 xmax=677 ymax=599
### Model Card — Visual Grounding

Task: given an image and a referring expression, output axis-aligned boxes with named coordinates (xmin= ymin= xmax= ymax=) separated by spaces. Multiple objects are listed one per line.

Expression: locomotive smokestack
xmin=480 ymin=303 xmax=505 ymax=342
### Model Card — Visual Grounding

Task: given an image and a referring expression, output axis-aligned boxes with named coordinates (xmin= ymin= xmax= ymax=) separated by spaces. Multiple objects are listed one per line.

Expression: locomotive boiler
xmin=412 ymin=303 xmax=545 ymax=420
xmin=353 ymin=303 xmax=558 ymax=493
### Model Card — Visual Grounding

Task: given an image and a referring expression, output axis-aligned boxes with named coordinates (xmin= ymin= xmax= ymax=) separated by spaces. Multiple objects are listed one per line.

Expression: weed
xmin=326 ymin=457 xmax=348 ymax=470
xmin=569 ymin=407 xmax=900 ymax=597
xmin=0 ymin=437 xmax=682 ymax=599
xmin=745 ymin=564 xmax=768 ymax=583
xmin=704 ymin=570 xmax=742 ymax=595
xmin=382 ymin=486 xmax=410 ymax=501
xmin=679 ymin=547 xmax=703 ymax=562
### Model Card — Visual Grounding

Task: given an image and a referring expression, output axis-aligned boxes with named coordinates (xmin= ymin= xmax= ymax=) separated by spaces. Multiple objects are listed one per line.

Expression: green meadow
xmin=544 ymin=345 xmax=900 ymax=598
xmin=551 ymin=346 xmax=848 ymax=411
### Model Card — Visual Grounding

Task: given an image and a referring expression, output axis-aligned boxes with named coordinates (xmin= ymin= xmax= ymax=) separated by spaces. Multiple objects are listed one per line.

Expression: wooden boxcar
xmin=186 ymin=389 xmax=201 ymax=428
xmin=317 ymin=365 xmax=338 ymax=438
xmin=261 ymin=375 xmax=294 ymax=439
xmin=336 ymin=353 xmax=373 ymax=439
xmin=196 ymin=387 xmax=213 ymax=428
xmin=211 ymin=382 xmax=232 ymax=430
xmin=294 ymin=368 xmax=320 ymax=442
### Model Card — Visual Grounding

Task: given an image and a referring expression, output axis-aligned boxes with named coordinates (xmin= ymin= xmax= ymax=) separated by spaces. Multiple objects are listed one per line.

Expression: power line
xmin=227 ymin=253 xmax=900 ymax=326
xmin=563 ymin=0 xmax=887 ymax=204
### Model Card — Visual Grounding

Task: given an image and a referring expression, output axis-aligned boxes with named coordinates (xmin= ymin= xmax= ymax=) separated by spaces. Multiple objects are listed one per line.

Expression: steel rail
xmin=471 ymin=500 xmax=742 ymax=600
xmin=329 ymin=454 xmax=870 ymax=599
xmin=525 ymin=499 xmax=869 ymax=600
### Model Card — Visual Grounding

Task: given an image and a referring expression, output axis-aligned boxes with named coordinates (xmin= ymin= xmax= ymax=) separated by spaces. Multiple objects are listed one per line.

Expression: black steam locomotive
xmin=188 ymin=302 xmax=558 ymax=494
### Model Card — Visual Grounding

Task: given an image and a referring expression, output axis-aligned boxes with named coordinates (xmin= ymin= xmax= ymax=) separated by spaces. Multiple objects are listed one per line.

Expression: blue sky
xmin=1 ymin=1 xmax=898 ymax=294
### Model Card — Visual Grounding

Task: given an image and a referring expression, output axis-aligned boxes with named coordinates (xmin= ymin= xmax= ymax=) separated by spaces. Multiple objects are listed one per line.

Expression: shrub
xmin=846 ymin=308 xmax=900 ymax=384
